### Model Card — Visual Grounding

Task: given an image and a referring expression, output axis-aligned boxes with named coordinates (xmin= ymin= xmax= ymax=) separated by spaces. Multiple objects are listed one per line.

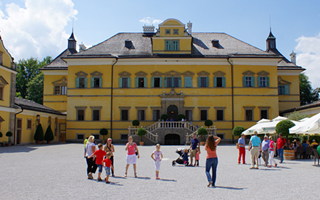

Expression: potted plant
xmin=204 ymin=120 xmax=213 ymax=134
xmin=34 ymin=124 xmax=44 ymax=144
xmin=233 ymin=126 xmax=245 ymax=149
xmin=137 ymin=128 xmax=147 ymax=145
xmin=99 ymin=128 xmax=108 ymax=144
xmin=132 ymin=120 xmax=140 ymax=128
xmin=0 ymin=132 xmax=3 ymax=147
xmin=276 ymin=120 xmax=295 ymax=160
xmin=197 ymin=127 xmax=208 ymax=145
xmin=44 ymin=125 xmax=54 ymax=144
xmin=6 ymin=131 xmax=13 ymax=146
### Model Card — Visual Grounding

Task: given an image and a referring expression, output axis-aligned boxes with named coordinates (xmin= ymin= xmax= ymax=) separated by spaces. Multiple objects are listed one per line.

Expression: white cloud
xmin=139 ymin=17 xmax=163 ymax=25
xmin=295 ymin=33 xmax=320 ymax=88
xmin=0 ymin=0 xmax=77 ymax=61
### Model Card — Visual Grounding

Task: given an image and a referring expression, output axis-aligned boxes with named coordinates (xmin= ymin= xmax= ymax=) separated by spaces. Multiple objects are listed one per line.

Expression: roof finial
xmin=269 ymin=15 xmax=272 ymax=33
xmin=72 ymin=17 xmax=74 ymax=33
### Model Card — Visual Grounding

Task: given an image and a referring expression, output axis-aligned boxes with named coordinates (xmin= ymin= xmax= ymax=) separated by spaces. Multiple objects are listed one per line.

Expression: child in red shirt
xmin=88 ymin=143 xmax=106 ymax=181
xmin=195 ymin=147 xmax=200 ymax=167
xmin=103 ymin=152 xmax=113 ymax=184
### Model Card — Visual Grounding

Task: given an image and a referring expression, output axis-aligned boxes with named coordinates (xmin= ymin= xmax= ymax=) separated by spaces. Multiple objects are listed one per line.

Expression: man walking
xmin=189 ymin=133 xmax=200 ymax=166
xmin=249 ymin=131 xmax=261 ymax=169
xmin=261 ymin=135 xmax=270 ymax=166
xmin=238 ymin=133 xmax=246 ymax=164
xmin=277 ymin=133 xmax=287 ymax=163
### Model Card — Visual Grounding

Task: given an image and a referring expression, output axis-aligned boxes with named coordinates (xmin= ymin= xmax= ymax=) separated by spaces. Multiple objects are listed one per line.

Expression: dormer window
xmin=173 ymin=29 xmax=179 ymax=35
xmin=125 ymin=40 xmax=133 ymax=49
xmin=165 ymin=29 xmax=171 ymax=35
xmin=212 ymin=40 xmax=219 ymax=48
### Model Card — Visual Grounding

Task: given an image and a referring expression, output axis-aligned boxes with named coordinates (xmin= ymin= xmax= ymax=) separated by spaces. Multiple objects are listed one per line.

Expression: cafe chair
xmin=312 ymin=149 xmax=319 ymax=165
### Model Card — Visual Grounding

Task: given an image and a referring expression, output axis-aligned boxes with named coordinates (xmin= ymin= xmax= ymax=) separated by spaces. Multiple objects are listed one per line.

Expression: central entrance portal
xmin=165 ymin=134 xmax=180 ymax=145
xmin=167 ymin=105 xmax=178 ymax=121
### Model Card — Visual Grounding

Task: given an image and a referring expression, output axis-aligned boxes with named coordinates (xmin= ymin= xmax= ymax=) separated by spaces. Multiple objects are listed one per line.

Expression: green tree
xmin=132 ymin=120 xmax=140 ymax=128
xmin=16 ymin=56 xmax=51 ymax=103
xmin=26 ymin=73 xmax=43 ymax=104
xmin=177 ymin=114 xmax=186 ymax=121
xmin=300 ymin=73 xmax=318 ymax=105
xmin=99 ymin=128 xmax=108 ymax=141
xmin=287 ymin=111 xmax=309 ymax=121
xmin=276 ymin=120 xmax=295 ymax=138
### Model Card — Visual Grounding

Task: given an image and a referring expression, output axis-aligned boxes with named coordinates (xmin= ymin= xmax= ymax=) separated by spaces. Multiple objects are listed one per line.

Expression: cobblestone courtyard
xmin=0 ymin=143 xmax=319 ymax=199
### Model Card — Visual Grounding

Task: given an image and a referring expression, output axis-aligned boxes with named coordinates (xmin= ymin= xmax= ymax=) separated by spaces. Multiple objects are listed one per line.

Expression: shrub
xmin=233 ymin=126 xmax=245 ymax=137
xmin=197 ymin=127 xmax=208 ymax=135
xmin=99 ymin=128 xmax=108 ymax=140
xmin=137 ymin=128 xmax=147 ymax=142
xmin=204 ymin=120 xmax=213 ymax=128
xmin=287 ymin=111 xmax=309 ymax=121
xmin=275 ymin=120 xmax=295 ymax=137
xmin=34 ymin=124 xmax=44 ymax=142
xmin=161 ymin=114 xmax=168 ymax=121
xmin=44 ymin=125 xmax=54 ymax=142
xmin=177 ymin=114 xmax=186 ymax=121
xmin=132 ymin=120 xmax=140 ymax=127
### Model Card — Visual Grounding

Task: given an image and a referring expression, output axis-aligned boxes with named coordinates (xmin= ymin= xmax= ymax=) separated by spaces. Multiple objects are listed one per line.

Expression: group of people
xmin=288 ymin=139 xmax=319 ymax=158
xmin=84 ymin=133 xmax=221 ymax=187
xmin=238 ymin=131 xmax=287 ymax=169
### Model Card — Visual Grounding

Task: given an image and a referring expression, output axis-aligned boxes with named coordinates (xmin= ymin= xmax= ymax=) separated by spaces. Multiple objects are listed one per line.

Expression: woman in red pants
xmin=238 ymin=133 xmax=246 ymax=164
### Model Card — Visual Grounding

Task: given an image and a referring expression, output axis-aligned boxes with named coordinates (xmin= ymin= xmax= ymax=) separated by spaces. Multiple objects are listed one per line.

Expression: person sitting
xmin=310 ymin=139 xmax=319 ymax=146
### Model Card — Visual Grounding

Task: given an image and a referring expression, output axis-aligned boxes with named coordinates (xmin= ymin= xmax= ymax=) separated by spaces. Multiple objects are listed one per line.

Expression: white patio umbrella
xmin=289 ymin=112 xmax=320 ymax=134
xmin=242 ymin=119 xmax=271 ymax=135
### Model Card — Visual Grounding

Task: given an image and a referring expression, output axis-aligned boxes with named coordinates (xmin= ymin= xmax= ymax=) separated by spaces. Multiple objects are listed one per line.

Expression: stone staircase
xmin=128 ymin=121 xmax=216 ymax=145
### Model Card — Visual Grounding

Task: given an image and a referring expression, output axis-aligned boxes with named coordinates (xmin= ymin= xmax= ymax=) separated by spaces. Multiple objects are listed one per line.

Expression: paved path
xmin=0 ymin=144 xmax=319 ymax=199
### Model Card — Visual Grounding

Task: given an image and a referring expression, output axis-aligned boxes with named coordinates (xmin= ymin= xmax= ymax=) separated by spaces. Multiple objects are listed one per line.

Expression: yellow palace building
xmin=0 ymin=35 xmax=66 ymax=145
xmin=41 ymin=18 xmax=303 ymax=144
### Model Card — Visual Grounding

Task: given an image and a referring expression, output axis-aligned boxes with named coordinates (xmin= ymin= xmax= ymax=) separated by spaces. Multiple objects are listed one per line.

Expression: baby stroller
xmin=172 ymin=148 xmax=189 ymax=166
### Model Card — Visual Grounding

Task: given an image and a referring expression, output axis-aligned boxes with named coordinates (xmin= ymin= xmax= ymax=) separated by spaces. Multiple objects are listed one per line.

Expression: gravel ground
xmin=0 ymin=143 xmax=319 ymax=200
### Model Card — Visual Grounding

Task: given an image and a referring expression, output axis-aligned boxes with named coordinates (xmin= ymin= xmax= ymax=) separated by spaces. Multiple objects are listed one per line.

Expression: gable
xmin=0 ymin=76 xmax=9 ymax=86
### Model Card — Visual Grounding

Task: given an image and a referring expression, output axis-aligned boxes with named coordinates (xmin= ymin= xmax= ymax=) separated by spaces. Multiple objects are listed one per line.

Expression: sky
xmin=0 ymin=0 xmax=320 ymax=88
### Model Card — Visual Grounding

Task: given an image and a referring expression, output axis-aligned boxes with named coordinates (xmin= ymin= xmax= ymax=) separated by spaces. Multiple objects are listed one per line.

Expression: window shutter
xmin=128 ymin=77 xmax=131 ymax=88
xmin=185 ymin=77 xmax=192 ymax=87
xmin=214 ymin=77 xmax=217 ymax=87
xmin=135 ymin=77 xmax=139 ymax=88
xmin=90 ymin=77 xmax=94 ymax=88
xmin=119 ymin=78 xmax=122 ymax=88
xmin=251 ymin=76 xmax=255 ymax=87
xmin=285 ymin=85 xmax=290 ymax=94
xmin=257 ymin=77 xmax=261 ymax=87
xmin=164 ymin=77 xmax=167 ymax=87
xmin=99 ymin=77 xmax=102 ymax=87
xmin=84 ymin=78 xmax=87 ymax=88
xmin=243 ymin=76 xmax=246 ymax=87
xmin=222 ymin=77 xmax=226 ymax=87
xmin=206 ymin=77 xmax=209 ymax=87
xmin=151 ymin=77 xmax=154 ymax=87
xmin=178 ymin=77 xmax=181 ymax=87
xmin=76 ymin=77 xmax=79 ymax=88
xmin=160 ymin=77 xmax=163 ymax=87
xmin=144 ymin=77 xmax=147 ymax=87
xmin=266 ymin=77 xmax=270 ymax=87
xmin=197 ymin=77 xmax=201 ymax=87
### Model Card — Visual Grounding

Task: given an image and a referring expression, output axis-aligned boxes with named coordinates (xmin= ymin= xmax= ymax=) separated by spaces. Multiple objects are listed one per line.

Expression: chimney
xmin=187 ymin=21 xmax=192 ymax=35
xmin=79 ymin=43 xmax=86 ymax=52
xmin=290 ymin=50 xmax=296 ymax=65
xmin=143 ymin=25 xmax=155 ymax=34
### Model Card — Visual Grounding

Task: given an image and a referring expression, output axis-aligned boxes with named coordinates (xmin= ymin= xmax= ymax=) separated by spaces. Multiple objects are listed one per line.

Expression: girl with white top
xmin=85 ymin=136 xmax=97 ymax=179
xmin=151 ymin=144 xmax=163 ymax=179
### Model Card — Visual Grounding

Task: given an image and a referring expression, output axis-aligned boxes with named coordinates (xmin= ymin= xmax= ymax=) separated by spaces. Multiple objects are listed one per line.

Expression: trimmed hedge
xmin=197 ymin=127 xmax=208 ymax=135
xmin=233 ymin=126 xmax=245 ymax=137
xmin=6 ymin=131 xmax=13 ymax=137
xmin=177 ymin=114 xmax=186 ymax=121
xmin=132 ymin=120 xmax=140 ymax=127
xmin=34 ymin=124 xmax=44 ymax=142
xmin=204 ymin=120 xmax=213 ymax=128
xmin=161 ymin=114 xmax=168 ymax=121
xmin=44 ymin=125 xmax=54 ymax=142
xmin=275 ymin=120 xmax=295 ymax=137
